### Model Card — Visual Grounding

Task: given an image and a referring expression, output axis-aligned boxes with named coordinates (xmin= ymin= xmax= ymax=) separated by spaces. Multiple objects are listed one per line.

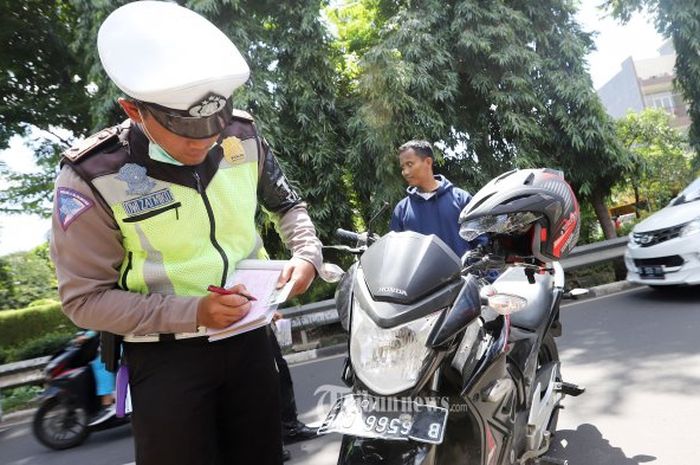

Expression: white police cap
xmin=97 ymin=1 xmax=250 ymax=112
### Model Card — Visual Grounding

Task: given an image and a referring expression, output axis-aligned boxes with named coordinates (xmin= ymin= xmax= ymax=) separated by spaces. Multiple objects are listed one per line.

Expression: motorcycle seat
xmin=492 ymin=267 xmax=554 ymax=331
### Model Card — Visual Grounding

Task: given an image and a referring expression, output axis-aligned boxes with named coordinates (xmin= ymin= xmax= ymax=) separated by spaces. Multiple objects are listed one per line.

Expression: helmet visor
xmin=459 ymin=212 xmax=543 ymax=241
xmin=138 ymin=99 xmax=233 ymax=139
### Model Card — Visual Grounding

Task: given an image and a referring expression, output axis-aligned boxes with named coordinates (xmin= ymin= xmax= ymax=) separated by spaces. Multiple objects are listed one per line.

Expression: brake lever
xmin=322 ymin=245 xmax=365 ymax=255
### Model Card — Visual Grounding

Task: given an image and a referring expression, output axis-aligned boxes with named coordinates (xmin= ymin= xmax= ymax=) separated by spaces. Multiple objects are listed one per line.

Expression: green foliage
xmin=0 ymin=136 xmax=63 ymax=217
xmin=0 ymin=385 xmax=42 ymax=414
xmin=577 ymin=202 xmax=605 ymax=245
xmin=614 ymin=108 xmax=693 ymax=212
xmin=0 ymin=0 xmax=96 ymax=216
xmin=0 ymin=245 xmax=58 ymax=310
xmin=0 ymin=0 xmax=92 ymax=149
xmin=327 ymin=0 xmax=383 ymax=53
xmin=0 ymin=302 xmax=76 ymax=350
xmin=6 ymin=331 xmax=74 ymax=362
xmin=521 ymin=1 xmax=630 ymax=200
xmin=0 ymin=257 xmax=13 ymax=307
xmin=605 ymin=0 xmax=700 ymax=164
xmin=326 ymin=0 xmax=629 ymax=237
xmin=287 ymin=279 xmax=336 ymax=307
xmin=255 ymin=1 xmax=355 ymax=244
xmin=565 ymin=262 xmax=616 ymax=289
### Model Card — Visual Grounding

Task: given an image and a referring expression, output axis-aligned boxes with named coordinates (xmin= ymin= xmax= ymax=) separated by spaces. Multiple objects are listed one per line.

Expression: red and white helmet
xmin=459 ymin=168 xmax=580 ymax=263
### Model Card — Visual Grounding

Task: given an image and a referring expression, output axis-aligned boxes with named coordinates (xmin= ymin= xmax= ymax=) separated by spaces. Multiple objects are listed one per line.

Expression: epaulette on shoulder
xmin=231 ymin=109 xmax=254 ymax=122
xmin=62 ymin=124 xmax=124 ymax=163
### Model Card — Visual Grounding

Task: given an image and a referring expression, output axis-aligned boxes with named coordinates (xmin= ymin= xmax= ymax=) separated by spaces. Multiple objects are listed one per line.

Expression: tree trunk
xmin=634 ymin=185 xmax=640 ymax=219
xmin=591 ymin=188 xmax=617 ymax=240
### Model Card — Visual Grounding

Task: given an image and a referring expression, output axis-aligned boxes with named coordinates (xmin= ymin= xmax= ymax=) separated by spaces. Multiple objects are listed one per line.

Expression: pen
xmin=207 ymin=285 xmax=258 ymax=301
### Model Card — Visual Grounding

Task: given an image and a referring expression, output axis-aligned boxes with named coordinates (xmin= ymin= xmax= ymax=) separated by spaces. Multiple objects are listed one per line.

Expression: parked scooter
xmin=32 ymin=331 xmax=129 ymax=450
xmin=319 ymin=168 xmax=586 ymax=465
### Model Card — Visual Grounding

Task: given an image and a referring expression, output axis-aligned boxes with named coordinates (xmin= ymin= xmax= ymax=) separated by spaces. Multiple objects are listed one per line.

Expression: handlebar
xmin=336 ymin=228 xmax=361 ymax=243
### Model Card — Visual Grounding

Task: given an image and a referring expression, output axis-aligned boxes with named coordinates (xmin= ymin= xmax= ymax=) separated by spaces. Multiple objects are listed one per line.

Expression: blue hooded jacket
xmin=390 ymin=175 xmax=474 ymax=257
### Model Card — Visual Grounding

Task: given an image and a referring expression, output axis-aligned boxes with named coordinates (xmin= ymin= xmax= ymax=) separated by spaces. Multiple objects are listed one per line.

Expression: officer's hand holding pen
xmin=196 ymin=284 xmax=256 ymax=329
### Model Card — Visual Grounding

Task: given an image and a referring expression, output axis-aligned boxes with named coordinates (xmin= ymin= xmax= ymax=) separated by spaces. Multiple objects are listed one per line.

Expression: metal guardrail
xmin=282 ymin=299 xmax=337 ymax=330
xmin=0 ymin=356 xmax=50 ymax=390
xmin=0 ymin=237 xmax=629 ymax=392
xmin=560 ymin=236 xmax=629 ymax=270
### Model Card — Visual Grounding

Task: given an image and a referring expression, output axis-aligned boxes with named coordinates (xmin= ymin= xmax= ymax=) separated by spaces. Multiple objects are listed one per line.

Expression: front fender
xmin=37 ymin=385 xmax=64 ymax=402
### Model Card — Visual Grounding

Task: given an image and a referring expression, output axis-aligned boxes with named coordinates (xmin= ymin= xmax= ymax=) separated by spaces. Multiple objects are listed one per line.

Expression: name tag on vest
xmin=123 ymin=188 xmax=176 ymax=216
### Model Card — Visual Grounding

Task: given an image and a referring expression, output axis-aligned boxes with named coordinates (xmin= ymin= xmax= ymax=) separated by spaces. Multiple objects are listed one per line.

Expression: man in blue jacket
xmin=390 ymin=140 xmax=474 ymax=257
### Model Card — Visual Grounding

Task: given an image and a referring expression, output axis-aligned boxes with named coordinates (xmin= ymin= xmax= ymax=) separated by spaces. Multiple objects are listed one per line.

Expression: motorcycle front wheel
xmin=32 ymin=397 xmax=90 ymax=450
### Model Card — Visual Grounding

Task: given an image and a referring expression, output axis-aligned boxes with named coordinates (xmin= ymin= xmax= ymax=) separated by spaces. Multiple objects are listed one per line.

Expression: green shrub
xmin=0 ymin=246 xmax=58 ymax=310
xmin=10 ymin=332 xmax=75 ymax=362
xmin=566 ymin=262 xmax=616 ymax=289
xmin=0 ymin=302 xmax=77 ymax=350
xmin=1 ymin=385 xmax=42 ymax=414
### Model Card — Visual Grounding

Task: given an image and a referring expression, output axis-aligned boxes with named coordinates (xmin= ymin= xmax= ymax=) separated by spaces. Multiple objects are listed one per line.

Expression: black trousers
xmin=124 ymin=328 xmax=282 ymax=465
xmin=267 ymin=327 xmax=297 ymax=425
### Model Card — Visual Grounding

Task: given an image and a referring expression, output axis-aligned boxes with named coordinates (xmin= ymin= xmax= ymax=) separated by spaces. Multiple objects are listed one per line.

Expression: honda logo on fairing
xmin=378 ymin=287 xmax=408 ymax=296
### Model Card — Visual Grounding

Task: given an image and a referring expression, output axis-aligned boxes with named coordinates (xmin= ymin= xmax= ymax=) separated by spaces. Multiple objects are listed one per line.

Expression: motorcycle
xmin=32 ymin=331 xmax=129 ymax=450
xmin=319 ymin=168 xmax=586 ymax=465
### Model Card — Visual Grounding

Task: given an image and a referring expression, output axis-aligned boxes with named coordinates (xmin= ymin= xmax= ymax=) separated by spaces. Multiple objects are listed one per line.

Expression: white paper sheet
xmin=206 ymin=260 xmax=294 ymax=341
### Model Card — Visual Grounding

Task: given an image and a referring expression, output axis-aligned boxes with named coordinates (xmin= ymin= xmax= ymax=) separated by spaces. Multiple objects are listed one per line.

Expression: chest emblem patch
xmin=117 ymin=163 xmax=156 ymax=196
xmin=56 ymin=187 xmax=94 ymax=231
xmin=221 ymin=136 xmax=246 ymax=165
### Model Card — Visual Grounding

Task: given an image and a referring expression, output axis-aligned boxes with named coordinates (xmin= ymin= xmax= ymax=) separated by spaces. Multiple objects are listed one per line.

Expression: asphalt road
xmin=547 ymin=285 xmax=700 ymax=465
xmin=1 ymin=285 xmax=698 ymax=465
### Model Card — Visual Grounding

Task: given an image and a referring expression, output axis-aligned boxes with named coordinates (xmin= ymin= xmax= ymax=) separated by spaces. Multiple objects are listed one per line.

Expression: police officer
xmin=50 ymin=2 xmax=323 ymax=464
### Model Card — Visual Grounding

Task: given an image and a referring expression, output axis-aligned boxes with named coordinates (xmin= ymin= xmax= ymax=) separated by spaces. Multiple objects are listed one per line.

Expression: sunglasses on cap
xmin=135 ymin=96 xmax=233 ymax=139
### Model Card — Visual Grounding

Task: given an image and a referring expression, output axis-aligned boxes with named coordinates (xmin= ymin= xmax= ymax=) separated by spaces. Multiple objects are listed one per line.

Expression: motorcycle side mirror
xmin=366 ymin=201 xmax=390 ymax=244
xmin=563 ymin=288 xmax=589 ymax=300
xmin=319 ymin=263 xmax=344 ymax=283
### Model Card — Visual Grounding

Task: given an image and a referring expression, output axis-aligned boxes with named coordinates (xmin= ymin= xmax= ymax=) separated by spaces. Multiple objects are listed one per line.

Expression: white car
xmin=625 ymin=177 xmax=700 ymax=287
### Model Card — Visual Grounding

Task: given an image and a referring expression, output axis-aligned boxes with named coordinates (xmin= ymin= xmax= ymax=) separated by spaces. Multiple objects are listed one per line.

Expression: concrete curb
xmin=284 ymin=342 xmax=347 ymax=365
xmin=580 ymin=280 xmax=641 ymax=299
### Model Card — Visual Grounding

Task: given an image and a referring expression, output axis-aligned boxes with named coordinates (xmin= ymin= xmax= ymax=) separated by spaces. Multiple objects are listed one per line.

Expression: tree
xmin=329 ymin=0 xmax=629 ymax=238
xmin=2 ymin=0 xmax=638 ymax=251
xmin=614 ymin=108 xmax=693 ymax=214
xmin=605 ymin=0 xmax=700 ymax=165
xmin=0 ymin=244 xmax=58 ymax=311
xmin=0 ymin=0 xmax=92 ymax=148
xmin=2 ymin=1 xmax=356 ymax=253
xmin=0 ymin=0 xmax=94 ymax=216
xmin=0 ymin=136 xmax=63 ymax=216
xmin=517 ymin=0 xmax=631 ymax=239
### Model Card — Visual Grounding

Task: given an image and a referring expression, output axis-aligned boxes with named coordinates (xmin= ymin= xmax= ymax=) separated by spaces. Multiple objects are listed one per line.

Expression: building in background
xmin=597 ymin=39 xmax=690 ymax=130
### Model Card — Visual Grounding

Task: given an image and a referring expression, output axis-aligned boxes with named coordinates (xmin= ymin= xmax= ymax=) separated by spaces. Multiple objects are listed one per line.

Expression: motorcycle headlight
xmin=681 ymin=218 xmax=700 ymax=237
xmin=350 ymin=299 xmax=441 ymax=396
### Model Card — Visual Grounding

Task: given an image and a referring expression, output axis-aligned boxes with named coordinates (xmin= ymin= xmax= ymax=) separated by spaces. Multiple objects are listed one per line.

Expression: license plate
xmin=640 ymin=266 xmax=664 ymax=279
xmin=317 ymin=394 xmax=448 ymax=444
